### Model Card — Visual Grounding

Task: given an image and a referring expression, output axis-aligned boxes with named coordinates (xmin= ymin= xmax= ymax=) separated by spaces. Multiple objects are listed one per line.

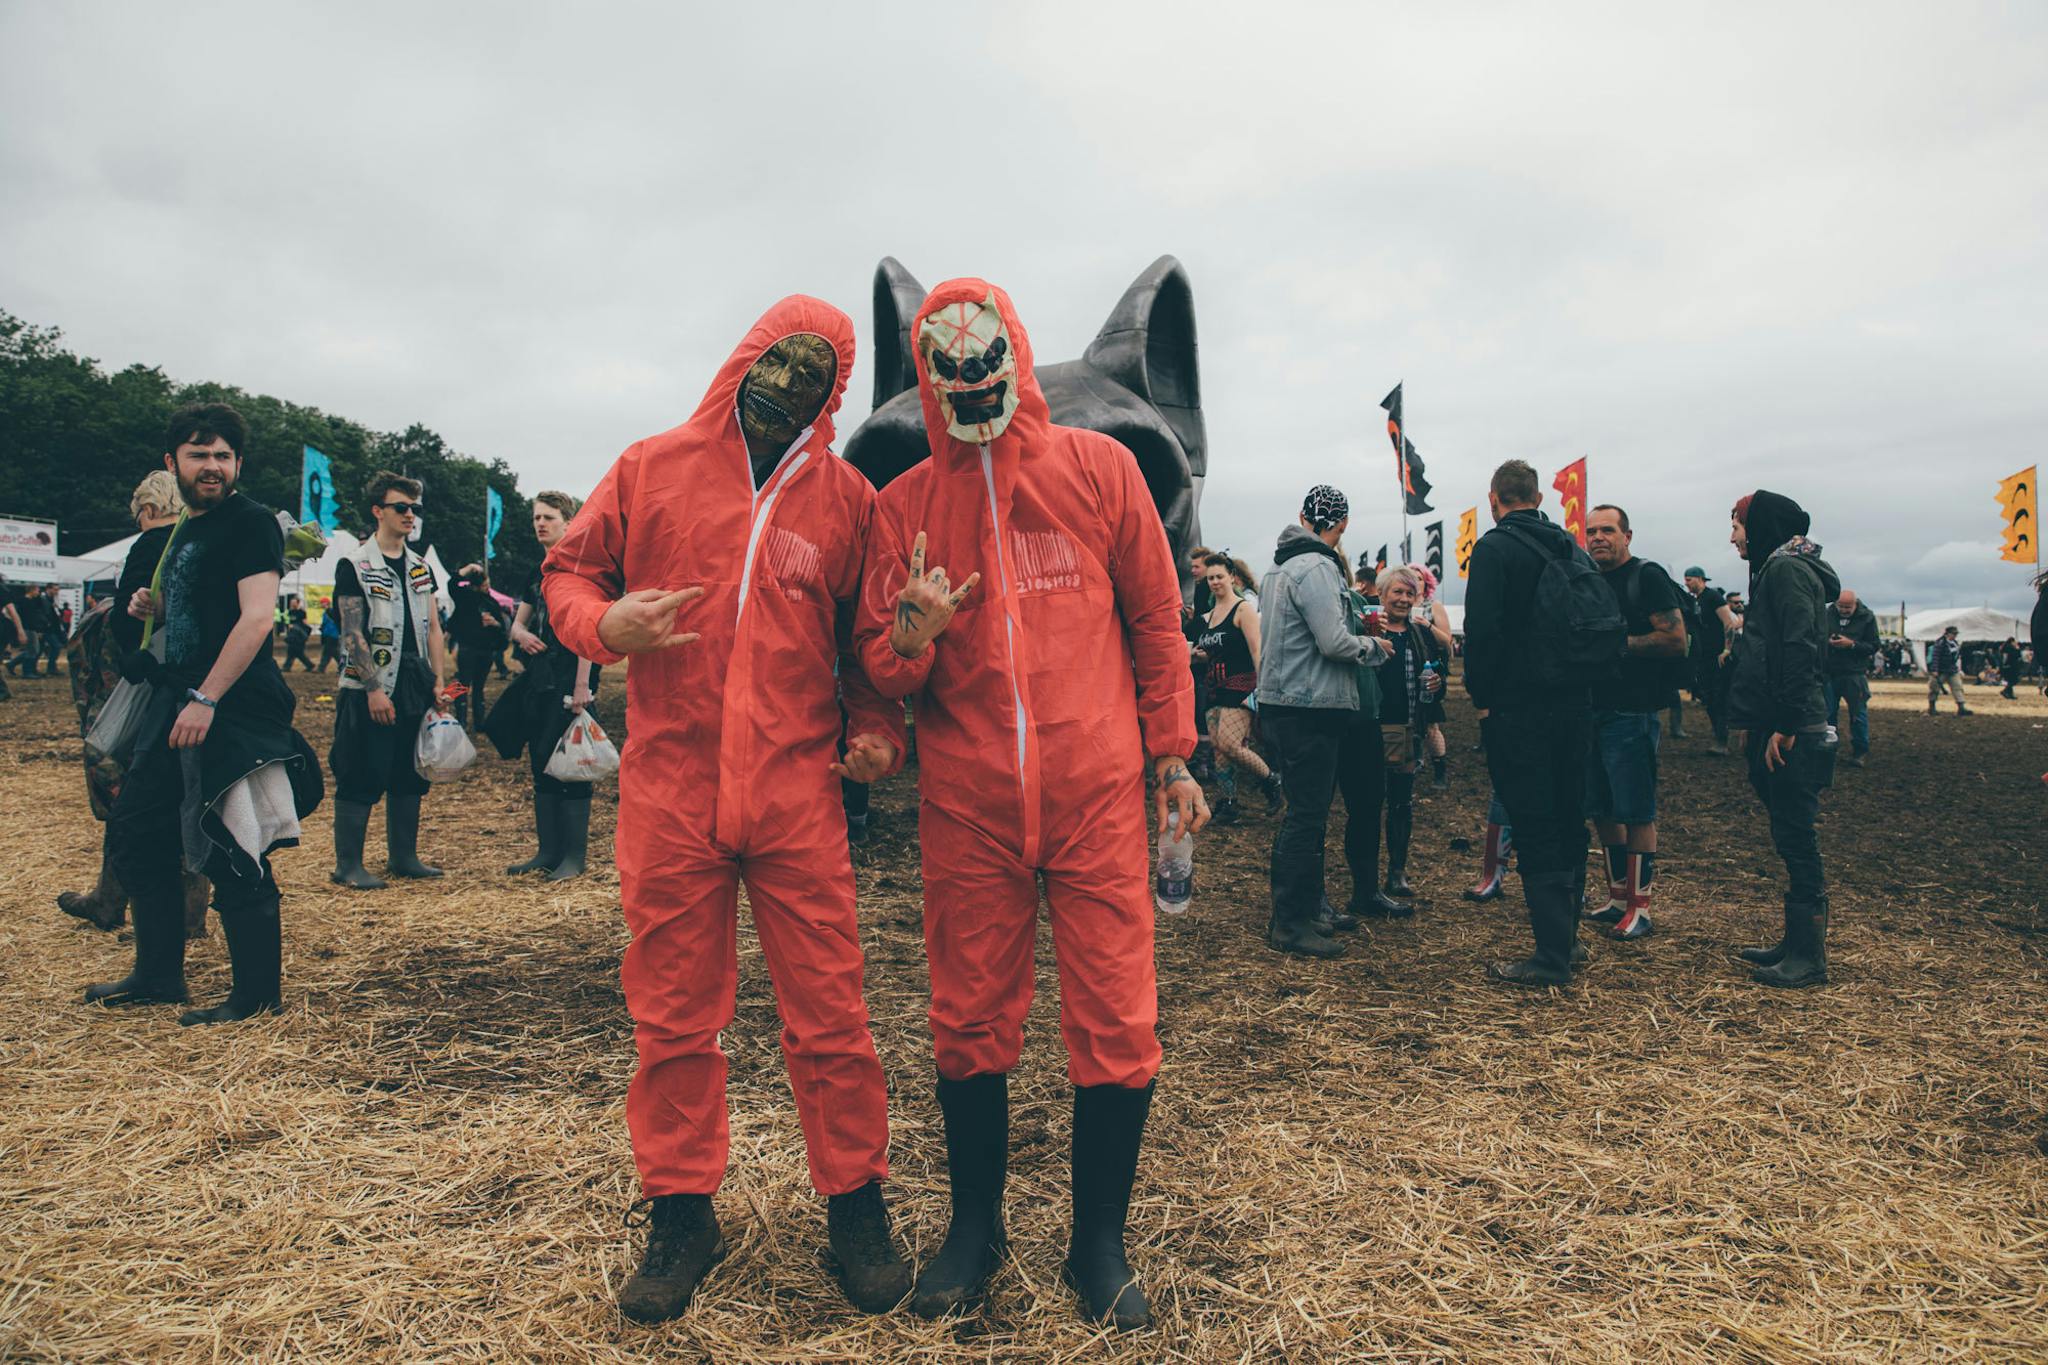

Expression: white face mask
xmin=919 ymin=294 xmax=1020 ymax=443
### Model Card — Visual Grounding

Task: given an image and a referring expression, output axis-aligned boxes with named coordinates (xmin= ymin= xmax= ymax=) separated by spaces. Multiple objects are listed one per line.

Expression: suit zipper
xmin=980 ymin=447 xmax=1029 ymax=776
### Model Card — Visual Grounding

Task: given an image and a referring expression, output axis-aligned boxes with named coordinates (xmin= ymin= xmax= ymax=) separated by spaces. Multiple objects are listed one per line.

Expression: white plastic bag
xmin=414 ymin=708 xmax=478 ymax=782
xmin=544 ymin=707 xmax=620 ymax=783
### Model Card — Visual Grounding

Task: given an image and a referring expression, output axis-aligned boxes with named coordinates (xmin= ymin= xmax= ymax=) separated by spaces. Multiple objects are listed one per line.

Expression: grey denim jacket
xmin=1255 ymin=525 xmax=1389 ymax=709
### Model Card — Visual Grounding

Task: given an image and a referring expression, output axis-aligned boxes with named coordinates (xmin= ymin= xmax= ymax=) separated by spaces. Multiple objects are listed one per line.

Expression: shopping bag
xmin=83 ymin=673 xmax=156 ymax=794
xmin=414 ymin=708 xmax=478 ymax=782
xmin=544 ymin=707 xmax=620 ymax=783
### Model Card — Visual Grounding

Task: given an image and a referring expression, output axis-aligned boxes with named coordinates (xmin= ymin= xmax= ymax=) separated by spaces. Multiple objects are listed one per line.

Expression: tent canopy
xmin=72 ymin=528 xmax=453 ymax=609
xmin=1903 ymin=607 xmax=2030 ymax=643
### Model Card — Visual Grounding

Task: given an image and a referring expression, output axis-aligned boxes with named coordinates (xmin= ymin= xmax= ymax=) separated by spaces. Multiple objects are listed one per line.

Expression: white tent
xmin=1901 ymin=606 xmax=2030 ymax=669
xmin=71 ymin=528 xmax=454 ymax=612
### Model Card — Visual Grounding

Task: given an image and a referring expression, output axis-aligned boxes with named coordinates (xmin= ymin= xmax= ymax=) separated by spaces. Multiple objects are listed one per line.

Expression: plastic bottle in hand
xmin=1155 ymin=811 xmax=1194 ymax=916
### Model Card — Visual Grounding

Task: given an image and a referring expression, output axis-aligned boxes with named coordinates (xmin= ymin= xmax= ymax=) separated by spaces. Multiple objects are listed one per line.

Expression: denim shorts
xmin=1584 ymin=709 xmax=1660 ymax=824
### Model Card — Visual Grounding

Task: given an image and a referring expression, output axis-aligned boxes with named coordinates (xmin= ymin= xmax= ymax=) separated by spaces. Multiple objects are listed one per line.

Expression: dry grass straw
xmin=2 ymin=665 xmax=2045 ymax=1361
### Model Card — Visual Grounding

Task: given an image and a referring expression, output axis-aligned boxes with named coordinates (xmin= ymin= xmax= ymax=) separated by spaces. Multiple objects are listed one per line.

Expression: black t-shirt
xmin=1593 ymin=557 xmax=1683 ymax=712
xmin=158 ymin=494 xmax=290 ymax=714
xmin=335 ymin=552 xmax=430 ymax=662
xmin=1692 ymin=586 xmax=1727 ymax=659
xmin=1382 ymin=629 xmax=1414 ymax=726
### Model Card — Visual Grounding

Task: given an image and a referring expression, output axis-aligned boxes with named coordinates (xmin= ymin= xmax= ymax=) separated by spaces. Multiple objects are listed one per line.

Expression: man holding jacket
xmin=1728 ymin=491 xmax=1839 ymax=988
xmin=1256 ymin=485 xmax=1393 ymax=959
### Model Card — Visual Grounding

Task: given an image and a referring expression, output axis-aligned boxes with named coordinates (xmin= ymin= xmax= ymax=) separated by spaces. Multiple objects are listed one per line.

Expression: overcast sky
xmin=4 ymin=3 xmax=2043 ymax=614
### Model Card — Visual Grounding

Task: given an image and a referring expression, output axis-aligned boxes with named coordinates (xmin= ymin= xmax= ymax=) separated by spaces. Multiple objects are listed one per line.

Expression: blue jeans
xmin=1822 ymin=675 xmax=1870 ymax=755
xmin=1583 ymin=710 xmax=1660 ymax=825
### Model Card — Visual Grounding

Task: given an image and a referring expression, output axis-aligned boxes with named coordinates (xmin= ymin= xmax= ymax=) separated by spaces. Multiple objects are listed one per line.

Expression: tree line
xmin=0 ymin=310 xmax=542 ymax=589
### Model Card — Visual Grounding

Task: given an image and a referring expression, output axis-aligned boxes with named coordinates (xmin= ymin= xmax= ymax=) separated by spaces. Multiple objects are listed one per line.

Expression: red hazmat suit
xmin=855 ymin=279 xmax=1196 ymax=1089
xmin=544 ymin=296 xmax=905 ymax=1198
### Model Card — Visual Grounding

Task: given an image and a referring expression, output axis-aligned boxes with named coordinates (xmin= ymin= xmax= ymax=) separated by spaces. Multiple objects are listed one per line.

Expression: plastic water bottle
xmin=1155 ymin=811 xmax=1194 ymax=916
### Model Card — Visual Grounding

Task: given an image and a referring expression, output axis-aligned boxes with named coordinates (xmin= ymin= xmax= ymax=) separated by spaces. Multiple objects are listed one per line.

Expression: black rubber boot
xmin=1353 ymin=890 xmax=1414 ymax=919
xmin=618 ymin=1194 xmax=727 ymax=1324
xmin=1487 ymin=871 xmax=1579 ymax=987
xmin=83 ymin=883 xmax=187 ymax=1006
xmin=1208 ymin=796 xmax=1240 ymax=827
xmin=180 ymin=896 xmax=283 ymax=1026
xmin=505 ymin=791 xmax=562 ymax=875
xmin=1063 ymin=1081 xmax=1155 ymax=1331
xmin=1266 ymin=908 xmax=1347 ymax=958
xmin=58 ymin=841 xmax=129 ymax=931
xmin=825 ymin=1179 xmax=912 ymax=1313
xmin=545 ymin=793 xmax=591 ymax=882
xmin=1384 ymin=869 xmax=1415 ymax=898
xmin=331 ymin=800 xmax=387 ymax=890
xmin=1738 ymin=899 xmax=1791 ymax=967
xmin=1753 ymin=896 xmax=1829 ymax=988
xmin=1315 ymin=896 xmax=1360 ymax=934
xmin=911 ymin=1073 xmax=1009 ymax=1319
xmin=1260 ymin=771 xmax=1285 ymax=816
xmin=384 ymin=792 xmax=443 ymax=879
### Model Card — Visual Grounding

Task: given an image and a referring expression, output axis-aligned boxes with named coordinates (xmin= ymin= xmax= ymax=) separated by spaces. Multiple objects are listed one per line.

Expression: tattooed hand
xmin=889 ymin=530 xmax=980 ymax=659
xmin=1153 ymin=753 xmax=1210 ymax=837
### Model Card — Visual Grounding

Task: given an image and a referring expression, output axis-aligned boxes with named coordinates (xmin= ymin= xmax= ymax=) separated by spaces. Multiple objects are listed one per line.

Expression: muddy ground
xmin=1 ymin=666 xmax=2043 ymax=1362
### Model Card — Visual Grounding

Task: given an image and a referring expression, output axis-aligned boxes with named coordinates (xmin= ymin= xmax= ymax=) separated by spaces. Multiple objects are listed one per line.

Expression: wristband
xmin=185 ymin=688 xmax=218 ymax=710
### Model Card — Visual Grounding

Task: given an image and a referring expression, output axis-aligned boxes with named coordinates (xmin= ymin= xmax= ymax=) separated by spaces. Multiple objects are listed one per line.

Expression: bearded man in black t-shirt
xmin=1581 ymin=505 xmax=1687 ymax=942
xmin=85 ymin=403 xmax=320 ymax=1026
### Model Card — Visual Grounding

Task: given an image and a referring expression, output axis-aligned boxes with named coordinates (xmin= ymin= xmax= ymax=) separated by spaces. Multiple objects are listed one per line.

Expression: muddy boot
xmin=1260 ymin=771 xmax=1285 ymax=816
xmin=1266 ymin=906 xmax=1347 ymax=958
xmin=1208 ymin=796 xmax=1240 ymax=827
xmin=1353 ymin=889 xmax=1414 ymax=920
xmin=183 ymin=872 xmax=211 ymax=939
xmin=545 ymin=793 xmax=591 ymax=882
xmin=1487 ymin=871 xmax=1579 ymax=987
xmin=618 ymin=1194 xmax=727 ymax=1324
xmin=1063 ymin=1081 xmax=1155 ymax=1331
xmin=505 ymin=791 xmax=562 ymax=875
xmin=83 ymin=883 xmax=188 ymax=1006
xmin=58 ymin=842 xmax=129 ymax=931
xmin=179 ymin=895 xmax=283 ymax=1026
xmin=1738 ymin=899 xmax=1791 ymax=966
xmin=1315 ymin=896 xmax=1359 ymax=934
xmin=1384 ymin=868 xmax=1415 ymax=899
xmin=825 ymin=1180 xmax=912 ymax=1313
xmin=384 ymin=792 xmax=442 ymax=879
xmin=911 ymin=1073 xmax=1009 ymax=1319
xmin=331 ymin=800 xmax=387 ymax=890
xmin=1753 ymin=896 xmax=1829 ymax=988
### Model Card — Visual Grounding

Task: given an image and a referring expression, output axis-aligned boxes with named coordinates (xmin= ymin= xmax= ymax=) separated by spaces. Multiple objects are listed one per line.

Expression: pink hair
xmin=1409 ymin=563 xmax=1440 ymax=600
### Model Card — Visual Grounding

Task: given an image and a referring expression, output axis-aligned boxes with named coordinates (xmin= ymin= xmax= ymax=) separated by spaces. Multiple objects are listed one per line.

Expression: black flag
xmin=1380 ymin=383 xmax=1434 ymax=515
xmin=1424 ymin=521 xmax=1444 ymax=580
xmin=1374 ymin=544 xmax=1388 ymax=573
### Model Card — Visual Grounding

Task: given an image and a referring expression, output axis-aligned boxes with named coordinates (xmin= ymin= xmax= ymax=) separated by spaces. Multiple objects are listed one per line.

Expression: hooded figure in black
xmin=1727 ymin=490 xmax=1839 ymax=988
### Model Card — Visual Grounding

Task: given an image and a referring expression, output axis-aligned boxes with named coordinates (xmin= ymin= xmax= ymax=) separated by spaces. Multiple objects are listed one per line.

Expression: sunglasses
xmin=379 ymin=501 xmax=423 ymax=516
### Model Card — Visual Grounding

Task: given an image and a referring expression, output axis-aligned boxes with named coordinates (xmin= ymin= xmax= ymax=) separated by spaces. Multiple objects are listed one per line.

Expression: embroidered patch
xmin=762 ymin=526 xmax=821 ymax=602
xmin=372 ymin=647 xmax=393 ymax=668
xmin=367 ymin=585 xmax=394 ymax=601
xmin=1008 ymin=528 xmax=1083 ymax=593
xmin=369 ymin=627 xmax=394 ymax=645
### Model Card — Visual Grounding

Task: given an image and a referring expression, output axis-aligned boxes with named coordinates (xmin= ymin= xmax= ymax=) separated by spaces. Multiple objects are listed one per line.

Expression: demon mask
xmin=738 ymin=332 xmax=836 ymax=444
xmin=919 ymin=293 xmax=1020 ymax=443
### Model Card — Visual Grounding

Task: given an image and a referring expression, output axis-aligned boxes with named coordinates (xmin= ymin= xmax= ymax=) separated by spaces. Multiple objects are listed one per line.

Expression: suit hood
xmin=910 ymin=277 xmax=1052 ymax=463
xmin=683 ymin=294 xmax=855 ymax=453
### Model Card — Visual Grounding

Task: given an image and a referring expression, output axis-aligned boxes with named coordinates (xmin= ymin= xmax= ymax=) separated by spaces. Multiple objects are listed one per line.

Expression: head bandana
xmin=919 ymin=293 xmax=1020 ymax=443
xmin=738 ymin=333 xmax=837 ymax=444
xmin=1302 ymin=485 xmax=1349 ymax=532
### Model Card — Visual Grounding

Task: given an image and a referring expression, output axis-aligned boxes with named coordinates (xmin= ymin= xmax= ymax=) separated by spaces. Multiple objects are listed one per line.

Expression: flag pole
xmin=1400 ymin=387 xmax=1410 ymax=565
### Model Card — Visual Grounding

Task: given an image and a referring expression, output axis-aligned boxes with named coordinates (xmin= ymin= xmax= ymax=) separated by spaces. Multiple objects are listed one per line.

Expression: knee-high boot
xmin=911 ymin=1073 xmax=1009 ymax=1319
xmin=1063 ymin=1080 xmax=1156 ymax=1331
xmin=546 ymin=791 xmax=592 ymax=882
xmin=180 ymin=889 xmax=283 ymax=1026
xmin=83 ymin=879 xmax=188 ymax=1005
xmin=505 ymin=791 xmax=563 ymax=874
xmin=385 ymin=792 xmax=442 ymax=878
xmin=331 ymin=799 xmax=387 ymax=889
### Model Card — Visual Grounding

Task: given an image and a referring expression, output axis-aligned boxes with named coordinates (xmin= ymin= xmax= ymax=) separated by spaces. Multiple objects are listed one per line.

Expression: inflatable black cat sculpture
xmin=844 ymin=255 xmax=1209 ymax=584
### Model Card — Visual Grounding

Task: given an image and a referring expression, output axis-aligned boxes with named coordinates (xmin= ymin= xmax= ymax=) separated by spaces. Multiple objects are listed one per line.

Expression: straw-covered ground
xmin=3 ymin=663 xmax=2045 ymax=1362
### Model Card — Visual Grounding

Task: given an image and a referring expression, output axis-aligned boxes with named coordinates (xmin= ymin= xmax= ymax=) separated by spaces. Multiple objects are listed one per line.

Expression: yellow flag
xmin=1997 ymin=465 xmax=2037 ymax=564
xmin=1455 ymin=507 xmax=1478 ymax=579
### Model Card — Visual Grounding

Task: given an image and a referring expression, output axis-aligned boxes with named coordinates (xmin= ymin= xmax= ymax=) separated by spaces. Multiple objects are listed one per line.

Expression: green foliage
xmin=0 ymin=309 xmax=539 ymax=588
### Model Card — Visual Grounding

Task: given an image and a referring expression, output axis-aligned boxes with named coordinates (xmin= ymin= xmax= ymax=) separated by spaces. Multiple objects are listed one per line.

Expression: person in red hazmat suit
xmin=542 ymin=296 xmax=913 ymax=1324
xmin=855 ymin=278 xmax=1206 ymax=1331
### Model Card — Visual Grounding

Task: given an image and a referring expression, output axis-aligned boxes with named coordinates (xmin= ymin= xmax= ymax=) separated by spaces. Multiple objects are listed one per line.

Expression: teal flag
xmin=300 ymin=446 xmax=340 ymax=532
xmin=485 ymin=486 xmax=504 ymax=561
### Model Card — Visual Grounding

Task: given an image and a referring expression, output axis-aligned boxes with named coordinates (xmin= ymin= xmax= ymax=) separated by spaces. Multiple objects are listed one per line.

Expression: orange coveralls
xmin=545 ymin=296 xmax=904 ymax=1197
xmin=855 ymin=279 xmax=1196 ymax=1089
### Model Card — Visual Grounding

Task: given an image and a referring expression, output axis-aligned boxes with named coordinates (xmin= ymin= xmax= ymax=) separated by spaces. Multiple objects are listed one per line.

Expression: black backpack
xmin=1619 ymin=559 xmax=1695 ymax=695
xmin=1496 ymin=523 xmax=1626 ymax=689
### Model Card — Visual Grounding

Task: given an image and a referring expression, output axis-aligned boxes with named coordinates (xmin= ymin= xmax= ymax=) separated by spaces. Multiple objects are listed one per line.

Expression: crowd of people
xmin=23 ymin=285 xmax=2048 ymax=1336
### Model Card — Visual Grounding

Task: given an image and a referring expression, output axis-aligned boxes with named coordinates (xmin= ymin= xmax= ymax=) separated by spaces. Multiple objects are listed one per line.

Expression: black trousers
xmin=1744 ymin=730 xmax=1834 ymax=904
xmin=1480 ymin=704 xmax=1592 ymax=881
xmin=283 ymin=638 xmax=313 ymax=670
xmin=331 ymin=689 xmax=433 ymax=804
xmin=456 ymin=643 xmax=494 ymax=723
xmin=1262 ymin=704 xmax=1351 ymax=926
xmin=1335 ymin=712 xmax=1388 ymax=899
xmin=316 ymin=637 xmax=340 ymax=671
xmin=108 ymin=732 xmax=280 ymax=974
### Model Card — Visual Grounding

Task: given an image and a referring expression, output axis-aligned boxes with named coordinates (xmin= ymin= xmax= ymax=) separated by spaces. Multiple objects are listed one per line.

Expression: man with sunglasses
xmin=329 ymin=472 xmax=451 ymax=888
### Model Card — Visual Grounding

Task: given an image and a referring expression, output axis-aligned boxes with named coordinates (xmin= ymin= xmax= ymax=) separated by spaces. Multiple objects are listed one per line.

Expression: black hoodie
xmin=1728 ymin=490 xmax=1840 ymax=735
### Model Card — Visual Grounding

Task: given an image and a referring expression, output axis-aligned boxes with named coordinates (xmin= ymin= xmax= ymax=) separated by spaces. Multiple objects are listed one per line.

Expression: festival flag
xmin=1997 ymin=465 xmax=2038 ymax=564
xmin=1553 ymin=458 xmax=1588 ymax=547
xmin=484 ymin=486 xmax=505 ymax=562
xmin=1379 ymin=383 xmax=1434 ymax=515
xmin=1455 ymin=508 xmax=1477 ymax=579
xmin=300 ymin=445 xmax=340 ymax=534
xmin=1374 ymin=544 xmax=1388 ymax=573
xmin=1424 ymin=521 xmax=1444 ymax=580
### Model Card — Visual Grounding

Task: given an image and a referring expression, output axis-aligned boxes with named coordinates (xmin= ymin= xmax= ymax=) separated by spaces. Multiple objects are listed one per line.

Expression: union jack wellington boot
xmin=1607 ymin=852 xmax=1655 ymax=940
xmin=1586 ymin=845 xmax=1628 ymax=925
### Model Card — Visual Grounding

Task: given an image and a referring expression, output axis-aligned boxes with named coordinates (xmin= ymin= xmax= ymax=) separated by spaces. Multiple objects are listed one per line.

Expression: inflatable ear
xmin=870 ymin=257 xmax=929 ymax=410
xmin=1081 ymin=256 xmax=1206 ymax=479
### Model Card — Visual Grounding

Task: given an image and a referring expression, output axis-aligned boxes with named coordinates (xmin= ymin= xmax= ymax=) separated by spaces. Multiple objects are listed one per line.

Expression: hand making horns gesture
xmin=597 ymin=586 xmax=704 ymax=655
xmin=889 ymin=530 xmax=979 ymax=659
